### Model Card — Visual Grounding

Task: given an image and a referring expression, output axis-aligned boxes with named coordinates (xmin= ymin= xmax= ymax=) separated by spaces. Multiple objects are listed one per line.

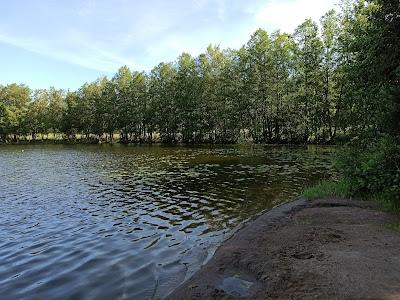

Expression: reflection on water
xmin=0 ymin=144 xmax=335 ymax=299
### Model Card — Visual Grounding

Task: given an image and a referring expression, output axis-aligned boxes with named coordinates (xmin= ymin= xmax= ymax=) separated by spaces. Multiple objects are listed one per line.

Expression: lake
xmin=0 ymin=144 xmax=335 ymax=299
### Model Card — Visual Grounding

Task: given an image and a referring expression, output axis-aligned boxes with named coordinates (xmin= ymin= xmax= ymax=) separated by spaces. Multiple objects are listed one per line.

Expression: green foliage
xmin=330 ymin=0 xmax=400 ymax=209
xmin=337 ymin=137 xmax=400 ymax=205
xmin=0 ymin=0 xmax=397 ymax=158
xmin=302 ymin=0 xmax=400 ymax=209
xmin=303 ymin=180 xmax=352 ymax=200
xmin=0 ymin=6 xmax=347 ymax=144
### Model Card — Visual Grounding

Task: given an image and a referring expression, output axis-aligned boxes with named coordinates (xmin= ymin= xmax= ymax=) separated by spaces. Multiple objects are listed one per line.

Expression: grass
xmin=371 ymin=193 xmax=400 ymax=213
xmin=303 ymin=180 xmax=352 ymax=201
xmin=303 ymin=180 xmax=400 ymax=213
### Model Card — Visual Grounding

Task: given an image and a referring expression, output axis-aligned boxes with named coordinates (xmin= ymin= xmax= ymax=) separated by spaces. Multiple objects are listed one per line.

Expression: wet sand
xmin=167 ymin=198 xmax=400 ymax=299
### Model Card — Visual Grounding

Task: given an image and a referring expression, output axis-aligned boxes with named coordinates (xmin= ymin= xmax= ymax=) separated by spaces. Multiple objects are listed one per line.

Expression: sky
xmin=0 ymin=0 xmax=339 ymax=90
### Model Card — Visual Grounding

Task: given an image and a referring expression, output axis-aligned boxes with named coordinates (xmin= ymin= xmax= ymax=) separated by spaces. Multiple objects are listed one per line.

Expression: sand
xmin=167 ymin=198 xmax=400 ymax=300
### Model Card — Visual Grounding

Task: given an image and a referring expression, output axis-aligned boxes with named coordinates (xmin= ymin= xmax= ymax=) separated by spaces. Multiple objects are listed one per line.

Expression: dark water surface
xmin=0 ymin=145 xmax=335 ymax=299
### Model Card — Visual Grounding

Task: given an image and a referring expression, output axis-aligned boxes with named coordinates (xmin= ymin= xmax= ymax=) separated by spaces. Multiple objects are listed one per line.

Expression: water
xmin=0 ymin=144 xmax=336 ymax=299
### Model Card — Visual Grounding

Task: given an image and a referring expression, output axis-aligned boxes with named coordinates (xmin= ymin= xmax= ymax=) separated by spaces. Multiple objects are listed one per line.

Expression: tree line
xmin=0 ymin=0 xmax=398 ymax=145
xmin=300 ymin=0 xmax=399 ymax=208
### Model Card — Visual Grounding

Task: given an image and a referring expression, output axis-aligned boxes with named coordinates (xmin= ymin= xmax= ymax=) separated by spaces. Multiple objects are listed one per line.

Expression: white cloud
xmin=0 ymin=0 xmax=341 ymax=82
xmin=0 ymin=31 xmax=137 ymax=72
xmin=145 ymin=34 xmax=207 ymax=66
xmin=254 ymin=0 xmax=339 ymax=33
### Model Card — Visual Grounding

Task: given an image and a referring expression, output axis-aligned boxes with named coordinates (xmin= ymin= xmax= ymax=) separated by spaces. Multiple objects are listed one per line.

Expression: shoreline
xmin=0 ymin=139 xmax=339 ymax=146
xmin=167 ymin=198 xmax=400 ymax=299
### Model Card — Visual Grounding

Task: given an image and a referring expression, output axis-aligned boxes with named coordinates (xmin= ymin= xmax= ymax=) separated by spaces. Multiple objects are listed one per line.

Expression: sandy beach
xmin=168 ymin=198 xmax=400 ymax=300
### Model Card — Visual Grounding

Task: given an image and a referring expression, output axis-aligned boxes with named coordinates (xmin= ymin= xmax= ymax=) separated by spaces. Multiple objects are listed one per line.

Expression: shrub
xmin=337 ymin=136 xmax=400 ymax=207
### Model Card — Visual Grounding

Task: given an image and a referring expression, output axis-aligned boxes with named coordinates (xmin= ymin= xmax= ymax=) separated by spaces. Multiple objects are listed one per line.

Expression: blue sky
xmin=0 ymin=0 xmax=339 ymax=90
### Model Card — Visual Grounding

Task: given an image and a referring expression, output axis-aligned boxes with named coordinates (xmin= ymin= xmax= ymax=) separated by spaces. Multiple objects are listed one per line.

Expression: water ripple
xmin=0 ymin=144 xmax=335 ymax=299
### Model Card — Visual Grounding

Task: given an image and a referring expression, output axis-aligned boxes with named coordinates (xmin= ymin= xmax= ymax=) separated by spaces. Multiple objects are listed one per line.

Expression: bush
xmin=337 ymin=136 xmax=400 ymax=207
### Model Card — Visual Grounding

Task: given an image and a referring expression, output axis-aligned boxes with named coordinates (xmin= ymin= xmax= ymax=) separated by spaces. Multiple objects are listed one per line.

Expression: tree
xmin=0 ymin=84 xmax=30 ymax=140
xmin=25 ymin=89 xmax=49 ymax=140
xmin=319 ymin=10 xmax=341 ymax=141
xmin=149 ymin=62 xmax=178 ymax=143
xmin=245 ymin=29 xmax=274 ymax=142
xmin=1 ymin=0 xmax=397 ymax=149
xmin=175 ymin=53 xmax=199 ymax=143
xmin=48 ymin=87 xmax=66 ymax=138
xmin=293 ymin=19 xmax=324 ymax=142
xmin=62 ymin=91 xmax=81 ymax=139
xmin=269 ymin=31 xmax=295 ymax=142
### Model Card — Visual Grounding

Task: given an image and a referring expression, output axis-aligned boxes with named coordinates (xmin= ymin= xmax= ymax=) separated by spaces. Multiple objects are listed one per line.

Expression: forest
xmin=1 ymin=0 xmax=397 ymax=146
